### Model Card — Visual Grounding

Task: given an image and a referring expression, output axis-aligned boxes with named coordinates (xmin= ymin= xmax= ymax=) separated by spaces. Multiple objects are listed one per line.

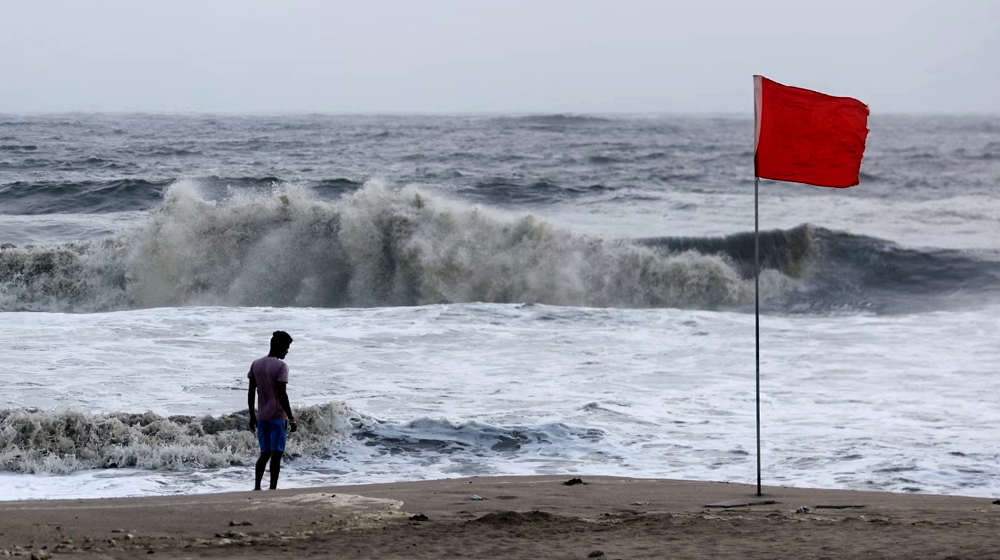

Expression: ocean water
xmin=1 ymin=114 xmax=999 ymax=501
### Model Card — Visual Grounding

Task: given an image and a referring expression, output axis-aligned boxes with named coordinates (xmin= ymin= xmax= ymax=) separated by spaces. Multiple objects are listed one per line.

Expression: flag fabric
xmin=754 ymin=75 xmax=870 ymax=188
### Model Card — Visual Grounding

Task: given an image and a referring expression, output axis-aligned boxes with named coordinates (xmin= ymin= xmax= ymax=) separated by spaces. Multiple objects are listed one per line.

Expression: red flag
xmin=754 ymin=75 xmax=870 ymax=188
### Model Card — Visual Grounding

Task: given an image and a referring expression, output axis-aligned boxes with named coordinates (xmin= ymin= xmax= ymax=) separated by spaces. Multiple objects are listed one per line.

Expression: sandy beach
xmin=2 ymin=476 xmax=999 ymax=559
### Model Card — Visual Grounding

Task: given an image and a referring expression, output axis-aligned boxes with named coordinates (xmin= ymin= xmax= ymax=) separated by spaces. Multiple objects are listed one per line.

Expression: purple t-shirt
xmin=248 ymin=356 xmax=289 ymax=421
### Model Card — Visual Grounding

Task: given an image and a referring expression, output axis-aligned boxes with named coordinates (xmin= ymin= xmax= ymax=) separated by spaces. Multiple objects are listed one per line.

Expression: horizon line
xmin=3 ymin=109 xmax=998 ymax=118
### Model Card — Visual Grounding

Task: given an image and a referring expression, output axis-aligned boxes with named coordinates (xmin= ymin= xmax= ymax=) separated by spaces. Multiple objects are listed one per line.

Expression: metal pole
xmin=754 ymin=176 xmax=761 ymax=497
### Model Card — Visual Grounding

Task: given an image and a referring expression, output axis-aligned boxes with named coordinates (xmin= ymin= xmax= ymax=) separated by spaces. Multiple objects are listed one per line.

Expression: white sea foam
xmin=3 ymin=303 xmax=999 ymax=500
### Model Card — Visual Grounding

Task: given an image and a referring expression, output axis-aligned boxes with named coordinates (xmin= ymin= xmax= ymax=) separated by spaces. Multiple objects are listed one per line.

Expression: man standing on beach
xmin=247 ymin=330 xmax=297 ymax=490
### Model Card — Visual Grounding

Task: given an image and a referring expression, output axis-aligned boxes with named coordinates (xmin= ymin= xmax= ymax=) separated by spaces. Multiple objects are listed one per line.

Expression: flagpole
xmin=754 ymin=176 xmax=761 ymax=497
xmin=751 ymin=75 xmax=869 ymax=499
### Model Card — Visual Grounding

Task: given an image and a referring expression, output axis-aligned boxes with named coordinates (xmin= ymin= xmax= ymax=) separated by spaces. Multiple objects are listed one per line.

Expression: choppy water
xmin=1 ymin=113 xmax=999 ymax=500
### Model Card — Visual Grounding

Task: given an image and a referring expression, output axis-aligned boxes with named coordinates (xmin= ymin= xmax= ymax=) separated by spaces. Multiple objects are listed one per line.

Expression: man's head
xmin=269 ymin=330 xmax=293 ymax=358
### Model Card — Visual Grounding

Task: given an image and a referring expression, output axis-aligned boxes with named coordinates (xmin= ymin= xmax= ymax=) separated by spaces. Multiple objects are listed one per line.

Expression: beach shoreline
xmin=2 ymin=475 xmax=999 ymax=559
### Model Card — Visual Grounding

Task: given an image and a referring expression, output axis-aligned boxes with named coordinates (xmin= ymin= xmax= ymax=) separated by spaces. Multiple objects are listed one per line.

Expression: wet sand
xmin=2 ymin=476 xmax=999 ymax=559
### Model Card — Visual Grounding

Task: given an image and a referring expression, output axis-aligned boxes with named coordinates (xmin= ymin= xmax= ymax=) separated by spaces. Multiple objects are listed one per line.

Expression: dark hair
xmin=270 ymin=330 xmax=293 ymax=350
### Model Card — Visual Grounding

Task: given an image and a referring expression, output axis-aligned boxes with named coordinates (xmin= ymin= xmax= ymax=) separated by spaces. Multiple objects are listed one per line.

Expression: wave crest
xmin=1 ymin=180 xmax=770 ymax=311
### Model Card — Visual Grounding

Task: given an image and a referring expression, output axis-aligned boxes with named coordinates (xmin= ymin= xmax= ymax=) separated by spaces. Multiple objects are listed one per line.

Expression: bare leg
xmin=268 ymin=451 xmax=283 ymax=490
xmin=254 ymin=452 xmax=271 ymax=491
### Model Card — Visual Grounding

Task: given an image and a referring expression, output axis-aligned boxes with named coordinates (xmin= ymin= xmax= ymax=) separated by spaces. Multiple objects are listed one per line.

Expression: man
xmin=247 ymin=330 xmax=297 ymax=490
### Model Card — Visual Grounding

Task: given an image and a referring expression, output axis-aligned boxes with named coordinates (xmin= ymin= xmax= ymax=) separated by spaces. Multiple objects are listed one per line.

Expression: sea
xmin=1 ymin=113 xmax=999 ymax=502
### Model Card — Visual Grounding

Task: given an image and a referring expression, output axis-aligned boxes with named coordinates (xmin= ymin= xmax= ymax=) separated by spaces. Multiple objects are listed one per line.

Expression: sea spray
xmin=0 ymin=238 xmax=130 ymax=311
xmin=1 ymin=180 xmax=774 ymax=312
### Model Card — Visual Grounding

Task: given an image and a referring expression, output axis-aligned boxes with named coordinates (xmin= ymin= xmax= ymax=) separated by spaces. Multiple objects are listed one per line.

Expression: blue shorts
xmin=257 ymin=419 xmax=287 ymax=453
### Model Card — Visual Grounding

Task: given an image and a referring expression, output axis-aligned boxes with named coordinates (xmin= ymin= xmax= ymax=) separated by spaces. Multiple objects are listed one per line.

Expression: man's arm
xmin=276 ymin=381 xmax=297 ymax=433
xmin=247 ymin=375 xmax=258 ymax=432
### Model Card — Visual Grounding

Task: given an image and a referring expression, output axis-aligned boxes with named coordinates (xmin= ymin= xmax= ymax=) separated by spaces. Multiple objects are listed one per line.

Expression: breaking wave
xmin=0 ymin=403 xmax=355 ymax=474
xmin=3 ymin=179 xmax=995 ymax=314
xmin=0 ymin=180 xmax=776 ymax=312
xmin=0 ymin=405 xmax=605 ymax=475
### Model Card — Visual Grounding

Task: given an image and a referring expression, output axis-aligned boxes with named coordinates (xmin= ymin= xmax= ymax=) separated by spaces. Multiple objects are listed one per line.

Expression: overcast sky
xmin=1 ymin=0 xmax=997 ymax=114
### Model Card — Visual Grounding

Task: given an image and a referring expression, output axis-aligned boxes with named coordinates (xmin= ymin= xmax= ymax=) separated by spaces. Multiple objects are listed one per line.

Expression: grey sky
xmin=2 ymin=0 xmax=997 ymax=114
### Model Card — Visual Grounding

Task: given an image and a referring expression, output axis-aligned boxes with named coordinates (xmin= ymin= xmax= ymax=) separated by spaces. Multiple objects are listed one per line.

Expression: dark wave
xmin=641 ymin=225 xmax=1000 ymax=314
xmin=588 ymin=155 xmax=623 ymax=165
xmin=49 ymin=156 xmax=134 ymax=172
xmin=0 ymin=179 xmax=171 ymax=214
xmin=785 ymin=229 xmax=1000 ymax=313
xmin=640 ymin=225 xmax=815 ymax=280
xmin=76 ymin=156 xmax=126 ymax=168
xmin=313 ymin=177 xmax=364 ymax=199
xmin=355 ymin=417 xmax=603 ymax=456
xmin=460 ymin=180 xmax=614 ymax=204
xmin=0 ymin=176 xmax=365 ymax=215
xmin=193 ymin=176 xmax=364 ymax=202
xmin=193 ymin=175 xmax=285 ymax=188
xmin=0 ymin=158 xmax=57 ymax=170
